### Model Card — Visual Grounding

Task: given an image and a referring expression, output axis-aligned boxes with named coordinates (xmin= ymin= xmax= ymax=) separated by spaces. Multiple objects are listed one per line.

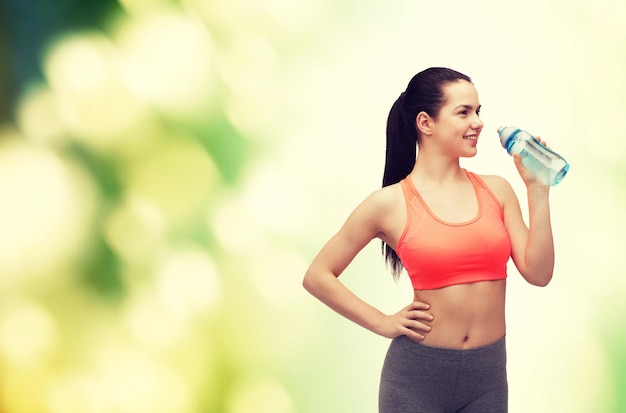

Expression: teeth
xmin=464 ymin=135 xmax=478 ymax=140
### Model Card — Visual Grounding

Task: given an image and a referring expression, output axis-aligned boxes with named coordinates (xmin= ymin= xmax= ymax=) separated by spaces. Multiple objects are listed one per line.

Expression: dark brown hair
xmin=382 ymin=67 xmax=472 ymax=280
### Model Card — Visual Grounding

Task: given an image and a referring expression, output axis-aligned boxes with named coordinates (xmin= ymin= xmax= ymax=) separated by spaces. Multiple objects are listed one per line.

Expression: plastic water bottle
xmin=497 ymin=126 xmax=569 ymax=186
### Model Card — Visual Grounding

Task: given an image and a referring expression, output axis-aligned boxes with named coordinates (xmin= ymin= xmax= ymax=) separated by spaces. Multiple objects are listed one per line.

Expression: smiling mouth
xmin=463 ymin=134 xmax=479 ymax=141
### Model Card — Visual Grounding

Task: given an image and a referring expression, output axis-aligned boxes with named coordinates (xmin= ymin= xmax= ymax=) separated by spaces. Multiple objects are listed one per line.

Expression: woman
xmin=302 ymin=67 xmax=555 ymax=412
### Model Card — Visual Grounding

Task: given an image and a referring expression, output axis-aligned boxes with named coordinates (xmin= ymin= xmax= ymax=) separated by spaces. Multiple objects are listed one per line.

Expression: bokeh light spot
xmin=123 ymin=138 xmax=218 ymax=225
xmin=249 ymin=247 xmax=308 ymax=308
xmin=47 ymin=375 xmax=104 ymax=413
xmin=16 ymin=84 xmax=65 ymax=143
xmin=242 ymin=162 xmax=312 ymax=236
xmin=44 ymin=32 xmax=146 ymax=144
xmin=210 ymin=195 xmax=263 ymax=253
xmin=115 ymin=11 xmax=215 ymax=119
xmin=0 ymin=139 xmax=95 ymax=282
xmin=218 ymin=33 xmax=282 ymax=139
xmin=104 ymin=195 xmax=167 ymax=264
xmin=94 ymin=347 xmax=191 ymax=413
xmin=267 ymin=0 xmax=323 ymax=32
xmin=227 ymin=374 xmax=294 ymax=413
xmin=0 ymin=300 xmax=57 ymax=366
xmin=157 ymin=247 xmax=222 ymax=318
xmin=125 ymin=291 xmax=187 ymax=351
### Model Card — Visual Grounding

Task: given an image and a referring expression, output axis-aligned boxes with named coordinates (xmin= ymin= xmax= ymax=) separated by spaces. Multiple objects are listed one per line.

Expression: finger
xmin=407 ymin=301 xmax=430 ymax=311
xmin=408 ymin=310 xmax=434 ymax=321
xmin=512 ymin=153 xmax=526 ymax=172
xmin=402 ymin=328 xmax=425 ymax=341
xmin=535 ymin=135 xmax=550 ymax=147
xmin=405 ymin=320 xmax=432 ymax=333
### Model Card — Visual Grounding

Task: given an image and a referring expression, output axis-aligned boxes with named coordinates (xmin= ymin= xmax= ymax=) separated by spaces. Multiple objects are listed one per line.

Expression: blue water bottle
xmin=497 ymin=126 xmax=569 ymax=186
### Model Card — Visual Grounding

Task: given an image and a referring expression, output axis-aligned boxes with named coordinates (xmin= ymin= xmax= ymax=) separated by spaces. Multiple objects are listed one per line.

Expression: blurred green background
xmin=0 ymin=0 xmax=624 ymax=412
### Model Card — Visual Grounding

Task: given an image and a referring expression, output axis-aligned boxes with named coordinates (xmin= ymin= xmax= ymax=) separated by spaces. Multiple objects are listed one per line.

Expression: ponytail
xmin=381 ymin=67 xmax=472 ymax=281
xmin=382 ymin=92 xmax=416 ymax=281
xmin=382 ymin=92 xmax=417 ymax=188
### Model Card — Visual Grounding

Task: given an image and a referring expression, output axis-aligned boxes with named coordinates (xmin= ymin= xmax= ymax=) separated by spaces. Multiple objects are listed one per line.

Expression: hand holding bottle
xmin=497 ymin=126 xmax=569 ymax=186
xmin=511 ymin=135 xmax=551 ymax=188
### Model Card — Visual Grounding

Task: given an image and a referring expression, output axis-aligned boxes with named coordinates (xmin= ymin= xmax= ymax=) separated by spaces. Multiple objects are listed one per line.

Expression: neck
xmin=410 ymin=154 xmax=464 ymax=184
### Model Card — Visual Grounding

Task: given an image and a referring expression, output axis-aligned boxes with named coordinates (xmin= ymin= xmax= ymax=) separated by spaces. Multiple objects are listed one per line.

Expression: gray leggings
xmin=379 ymin=335 xmax=508 ymax=413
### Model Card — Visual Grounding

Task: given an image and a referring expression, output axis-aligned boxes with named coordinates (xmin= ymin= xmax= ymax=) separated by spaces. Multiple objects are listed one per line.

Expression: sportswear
xmin=396 ymin=170 xmax=511 ymax=290
xmin=379 ymin=335 xmax=508 ymax=412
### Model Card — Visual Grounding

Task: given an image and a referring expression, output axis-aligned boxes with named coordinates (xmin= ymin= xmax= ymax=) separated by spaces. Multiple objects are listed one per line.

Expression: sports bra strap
xmin=466 ymin=172 xmax=503 ymax=209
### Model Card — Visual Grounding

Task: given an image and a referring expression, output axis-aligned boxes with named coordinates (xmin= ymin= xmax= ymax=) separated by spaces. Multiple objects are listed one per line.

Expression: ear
xmin=416 ymin=111 xmax=433 ymax=136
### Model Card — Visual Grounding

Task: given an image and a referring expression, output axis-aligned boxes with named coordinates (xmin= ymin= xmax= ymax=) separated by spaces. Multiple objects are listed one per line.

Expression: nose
xmin=471 ymin=116 xmax=483 ymax=130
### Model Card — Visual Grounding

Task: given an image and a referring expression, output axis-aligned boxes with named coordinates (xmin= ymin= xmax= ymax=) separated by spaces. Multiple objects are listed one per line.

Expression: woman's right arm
xmin=303 ymin=189 xmax=433 ymax=341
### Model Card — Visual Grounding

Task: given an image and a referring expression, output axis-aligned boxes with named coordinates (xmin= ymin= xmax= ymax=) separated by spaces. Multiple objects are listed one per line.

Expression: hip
xmin=379 ymin=335 xmax=508 ymax=412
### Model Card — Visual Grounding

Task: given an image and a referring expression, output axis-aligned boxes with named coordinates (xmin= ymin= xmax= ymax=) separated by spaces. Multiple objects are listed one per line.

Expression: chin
xmin=461 ymin=151 xmax=478 ymax=158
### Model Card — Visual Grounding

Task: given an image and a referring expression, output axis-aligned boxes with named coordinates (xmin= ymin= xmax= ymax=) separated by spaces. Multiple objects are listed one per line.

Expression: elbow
xmin=521 ymin=257 xmax=554 ymax=287
xmin=526 ymin=271 xmax=553 ymax=287
xmin=302 ymin=269 xmax=321 ymax=295
xmin=303 ymin=267 xmax=337 ymax=296
xmin=302 ymin=270 xmax=314 ymax=293
xmin=532 ymin=278 xmax=552 ymax=287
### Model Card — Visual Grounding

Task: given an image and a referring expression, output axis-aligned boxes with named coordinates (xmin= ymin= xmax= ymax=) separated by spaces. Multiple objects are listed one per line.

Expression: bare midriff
xmin=413 ymin=279 xmax=506 ymax=349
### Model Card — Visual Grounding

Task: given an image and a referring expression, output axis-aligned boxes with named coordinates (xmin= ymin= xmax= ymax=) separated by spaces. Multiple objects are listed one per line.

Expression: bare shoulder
xmin=364 ymin=182 xmax=404 ymax=211
xmin=343 ymin=182 xmax=403 ymax=224
xmin=357 ymin=182 xmax=406 ymax=245
xmin=345 ymin=182 xmax=405 ymax=240
xmin=474 ymin=173 xmax=517 ymax=204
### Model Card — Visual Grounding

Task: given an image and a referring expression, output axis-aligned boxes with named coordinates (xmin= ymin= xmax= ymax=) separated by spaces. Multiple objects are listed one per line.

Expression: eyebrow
xmin=454 ymin=104 xmax=481 ymax=111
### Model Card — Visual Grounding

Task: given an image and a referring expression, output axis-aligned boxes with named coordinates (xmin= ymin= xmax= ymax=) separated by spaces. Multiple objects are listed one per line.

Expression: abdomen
xmin=413 ymin=280 xmax=506 ymax=349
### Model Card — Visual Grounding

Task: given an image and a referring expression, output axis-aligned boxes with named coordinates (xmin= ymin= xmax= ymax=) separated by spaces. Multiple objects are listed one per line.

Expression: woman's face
xmin=431 ymin=80 xmax=484 ymax=157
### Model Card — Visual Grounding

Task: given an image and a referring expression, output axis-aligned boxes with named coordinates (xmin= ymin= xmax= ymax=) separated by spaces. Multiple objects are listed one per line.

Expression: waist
xmin=409 ymin=271 xmax=507 ymax=290
xmin=413 ymin=279 xmax=506 ymax=349
xmin=391 ymin=334 xmax=506 ymax=360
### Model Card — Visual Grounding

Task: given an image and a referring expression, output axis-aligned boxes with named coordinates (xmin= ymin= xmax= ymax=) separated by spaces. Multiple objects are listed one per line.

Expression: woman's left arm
xmin=497 ymin=151 xmax=555 ymax=286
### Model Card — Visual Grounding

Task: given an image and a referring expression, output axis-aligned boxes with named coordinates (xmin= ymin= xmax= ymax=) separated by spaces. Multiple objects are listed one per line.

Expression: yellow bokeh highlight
xmin=45 ymin=347 xmax=191 ymax=413
xmin=122 ymin=137 xmax=219 ymax=225
xmin=114 ymin=10 xmax=215 ymax=120
xmin=104 ymin=194 xmax=167 ymax=264
xmin=16 ymin=85 xmax=66 ymax=143
xmin=124 ymin=290 xmax=188 ymax=351
xmin=44 ymin=32 xmax=147 ymax=146
xmin=0 ymin=136 xmax=95 ymax=282
xmin=156 ymin=247 xmax=222 ymax=318
xmin=227 ymin=373 xmax=295 ymax=413
xmin=0 ymin=300 xmax=57 ymax=367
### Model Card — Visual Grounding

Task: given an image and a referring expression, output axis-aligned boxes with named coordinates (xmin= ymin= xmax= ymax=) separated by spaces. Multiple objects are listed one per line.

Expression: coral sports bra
xmin=396 ymin=170 xmax=511 ymax=290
